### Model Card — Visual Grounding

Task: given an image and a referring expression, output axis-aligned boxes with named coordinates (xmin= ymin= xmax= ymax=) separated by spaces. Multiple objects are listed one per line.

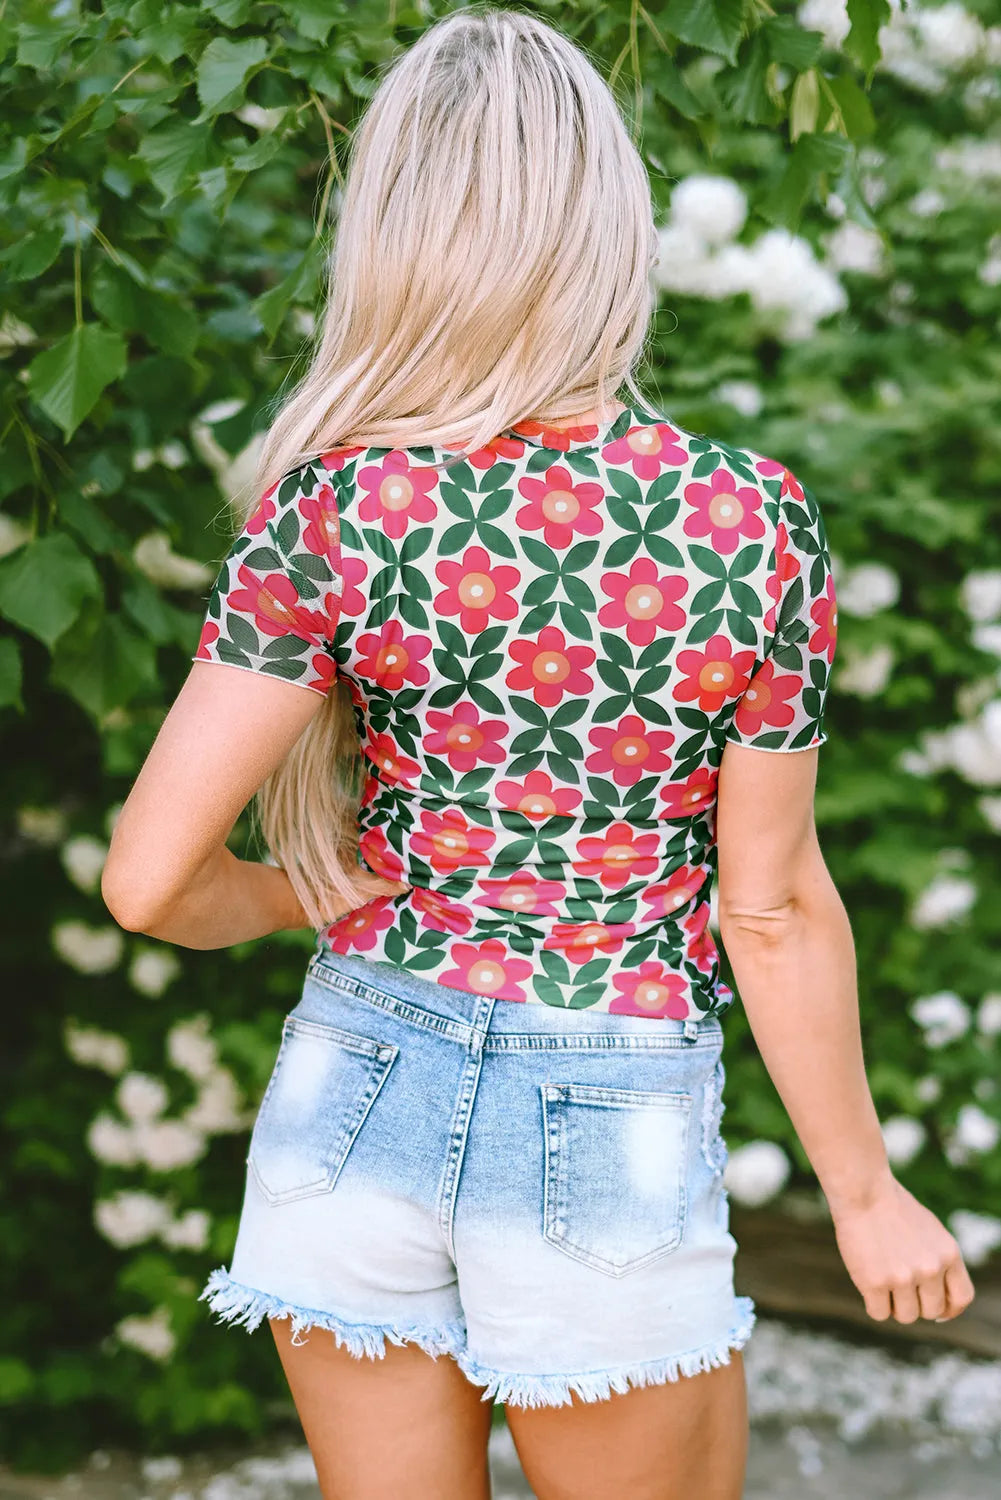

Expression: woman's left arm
xmin=102 ymin=661 xmax=326 ymax=948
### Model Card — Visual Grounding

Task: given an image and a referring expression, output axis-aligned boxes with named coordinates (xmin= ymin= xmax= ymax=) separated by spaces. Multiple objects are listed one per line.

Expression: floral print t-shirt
xmin=193 ymin=397 xmax=837 ymax=1021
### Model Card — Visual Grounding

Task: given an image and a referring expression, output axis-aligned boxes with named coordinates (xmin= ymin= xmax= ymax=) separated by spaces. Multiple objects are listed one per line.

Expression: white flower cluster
xmin=653 ymin=175 xmax=848 ymax=341
xmin=128 ymin=944 xmax=182 ymax=998
xmin=910 ymin=989 xmax=1001 ymax=1048
xmin=946 ymin=1102 xmax=1001 ymax=1166
xmin=51 ymin=920 xmax=125 ymax=974
xmin=723 ymin=1140 xmax=791 ymax=1206
xmin=95 ymin=1189 xmax=211 ymax=1255
xmin=64 ymin=1020 xmax=130 ymax=1076
xmin=16 ymin=804 xmax=68 ymax=846
xmin=0 ymin=513 xmax=30 ymax=558
xmin=949 ymin=1209 xmax=1001 ymax=1267
xmin=880 ymin=1115 xmax=926 ymax=1167
xmin=832 ymin=558 xmax=901 ymax=618
xmin=131 ymin=441 xmax=188 ymax=473
xmin=115 ymin=1305 xmax=176 ymax=1362
xmin=910 ymin=871 xmax=978 ymax=930
xmin=133 ymin=532 xmax=213 ymax=592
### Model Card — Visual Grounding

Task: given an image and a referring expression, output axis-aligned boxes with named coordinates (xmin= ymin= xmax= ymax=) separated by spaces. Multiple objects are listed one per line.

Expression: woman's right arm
xmin=715 ymin=741 xmax=976 ymax=1326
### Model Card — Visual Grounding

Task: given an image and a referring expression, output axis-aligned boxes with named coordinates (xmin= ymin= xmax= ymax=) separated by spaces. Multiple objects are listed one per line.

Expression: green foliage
xmin=3 ymin=0 xmax=1000 ymax=1466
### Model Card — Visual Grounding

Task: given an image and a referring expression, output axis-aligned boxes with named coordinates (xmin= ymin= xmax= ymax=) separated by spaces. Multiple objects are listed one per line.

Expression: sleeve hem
xmin=190 ymin=654 xmax=330 ymax=699
xmin=723 ymin=732 xmax=828 ymax=754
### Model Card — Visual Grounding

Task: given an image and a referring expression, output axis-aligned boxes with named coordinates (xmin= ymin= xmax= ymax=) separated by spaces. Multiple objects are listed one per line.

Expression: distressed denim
xmin=201 ymin=948 xmax=756 ymax=1407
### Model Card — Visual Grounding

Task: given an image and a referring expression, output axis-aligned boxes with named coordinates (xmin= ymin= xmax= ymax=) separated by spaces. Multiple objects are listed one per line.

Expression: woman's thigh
xmin=505 ymin=1353 xmax=748 ymax=1500
xmin=270 ymin=1319 xmax=494 ymax=1500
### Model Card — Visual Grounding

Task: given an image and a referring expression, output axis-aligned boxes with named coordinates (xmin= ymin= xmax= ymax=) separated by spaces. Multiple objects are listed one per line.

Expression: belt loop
xmin=683 ymin=1017 xmax=700 ymax=1042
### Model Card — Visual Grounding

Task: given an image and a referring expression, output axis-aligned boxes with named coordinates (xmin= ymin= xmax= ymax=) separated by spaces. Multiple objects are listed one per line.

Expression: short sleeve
xmin=192 ymin=461 xmax=343 ymax=697
xmin=724 ymin=466 xmax=837 ymax=752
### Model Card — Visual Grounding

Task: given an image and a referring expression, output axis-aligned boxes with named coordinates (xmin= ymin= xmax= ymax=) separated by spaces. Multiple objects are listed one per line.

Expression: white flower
xmin=117 ymin=1072 xmax=169 ymax=1124
xmin=132 ymin=448 xmax=156 ymax=472
xmin=972 ymin=623 xmax=1001 ymax=657
xmin=976 ymin=993 xmax=1001 ymax=1036
xmin=949 ymin=1210 xmax=1001 ymax=1267
xmin=978 ymin=794 xmax=1001 ymax=832
xmin=94 ymin=1191 xmax=171 ymax=1248
xmin=880 ymin=1116 xmax=926 ymax=1168
xmin=724 ymin=1140 xmax=790 ymax=1206
xmin=52 ymin=920 xmax=125 ymax=974
xmin=796 ymin=0 xmax=850 ymax=49
xmin=135 ymin=1120 xmax=207 ymax=1172
xmin=910 ymin=874 xmax=977 ymax=931
xmin=17 ymin=805 xmax=68 ymax=846
xmin=741 ymin=229 xmax=848 ymax=338
xmin=953 ymin=1104 xmax=1001 ymax=1154
xmin=59 ymin=835 xmax=108 ymax=894
xmin=715 ymin=380 xmax=763 ymax=418
xmin=158 ymin=441 xmax=188 ymax=471
xmin=935 ymin=139 xmax=1001 ymax=180
xmin=64 ymin=1020 xmax=130 ymax=1075
xmin=960 ymin=567 xmax=1001 ymax=633
xmin=128 ymin=946 xmax=182 ymax=998
xmin=166 ymin=1015 xmax=219 ymax=1081
xmin=140 ymin=1458 xmax=183 ymax=1484
xmin=183 ymin=1069 xmax=244 ymax=1134
xmin=824 ymin=222 xmax=886 ymax=276
xmin=942 ymin=701 xmax=1001 ymax=787
xmin=87 ymin=1113 xmax=140 ymax=1168
xmin=160 ymin=1209 xmax=211 ymax=1251
xmin=914 ymin=5 xmax=986 ymax=69
xmin=914 ymin=1075 xmax=942 ymax=1104
xmin=836 ymin=643 xmax=894 ymax=698
xmin=0 ymin=513 xmax=30 ymax=557
xmin=115 ymin=1307 xmax=175 ymax=1361
xmin=670 ymin=175 xmax=748 ymax=246
xmin=907 ymin=188 xmax=945 ymax=219
xmin=910 ymin=991 xmax=972 ymax=1047
xmin=835 ymin=562 xmax=900 ymax=618
xmin=234 ymin=103 xmax=285 ymax=132
xmin=133 ymin=532 xmax=213 ymax=592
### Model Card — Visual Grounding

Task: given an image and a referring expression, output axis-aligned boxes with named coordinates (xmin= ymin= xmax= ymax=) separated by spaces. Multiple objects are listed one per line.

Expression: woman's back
xmin=195 ymin=395 xmax=836 ymax=1019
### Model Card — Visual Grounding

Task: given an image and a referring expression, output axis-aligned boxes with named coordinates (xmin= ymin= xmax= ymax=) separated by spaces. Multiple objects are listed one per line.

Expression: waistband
xmin=305 ymin=948 xmax=722 ymax=1052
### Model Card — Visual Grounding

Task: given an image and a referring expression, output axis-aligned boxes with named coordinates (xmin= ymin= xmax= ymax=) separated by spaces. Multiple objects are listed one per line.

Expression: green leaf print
xmin=607 ymin=469 xmax=643 ymax=507
xmin=477 ymin=463 xmax=515 ymax=493
xmin=521 ymin=536 xmax=560 ymax=573
xmin=690 ymin=580 xmax=727 ymax=613
xmin=439 ymin=520 xmax=476 ymax=553
xmin=603 ymin=533 xmax=641 ymax=568
xmin=439 ymin=481 xmax=475 ymax=518
xmin=688 ymin=544 xmax=728 ymax=580
xmin=646 ymin=533 xmax=686 ymax=569
xmin=242 ymin=545 xmax=282 ymax=571
xmin=691 ymin=452 xmax=722 ymax=479
xmin=477 ymin=522 xmax=517 ymax=558
xmin=685 ymin=609 xmax=726 ymax=644
xmin=436 ymin=620 xmax=468 ymax=657
xmin=727 ymin=610 xmax=759 ymax=646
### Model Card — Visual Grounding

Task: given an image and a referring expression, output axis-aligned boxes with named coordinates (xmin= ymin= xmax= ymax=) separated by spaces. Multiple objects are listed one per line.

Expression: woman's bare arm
xmin=101 ymin=662 xmax=401 ymax=947
xmin=715 ymin=742 xmax=975 ymax=1326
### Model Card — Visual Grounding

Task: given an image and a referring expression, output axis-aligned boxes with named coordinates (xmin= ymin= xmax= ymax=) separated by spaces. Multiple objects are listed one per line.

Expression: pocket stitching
xmin=541 ymin=1085 xmax=692 ymax=1278
xmin=248 ymin=1024 xmax=398 ymax=1206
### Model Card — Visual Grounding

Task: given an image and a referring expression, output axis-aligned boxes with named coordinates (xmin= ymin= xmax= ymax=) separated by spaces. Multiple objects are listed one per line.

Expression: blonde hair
xmin=245 ymin=3 xmax=660 ymax=926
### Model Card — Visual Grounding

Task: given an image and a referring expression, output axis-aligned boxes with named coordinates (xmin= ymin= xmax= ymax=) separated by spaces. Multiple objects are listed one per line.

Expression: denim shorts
xmin=201 ymin=948 xmax=756 ymax=1407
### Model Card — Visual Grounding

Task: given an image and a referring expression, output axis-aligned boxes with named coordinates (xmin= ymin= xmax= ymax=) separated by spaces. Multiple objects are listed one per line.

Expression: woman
xmin=102 ymin=7 xmax=975 ymax=1498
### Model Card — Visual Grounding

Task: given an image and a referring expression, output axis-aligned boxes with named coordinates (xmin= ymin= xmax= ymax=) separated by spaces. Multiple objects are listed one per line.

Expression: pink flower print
xmin=674 ymin=635 xmax=756 ymax=712
xmin=609 ymin=964 xmax=690 ymax=1019
xmin=598 ymin=558 xmax=687 ymax=646
xmin=809 ymin=575 xmax=838 ymax=664
xmin=195 ymin=620 xmax=220 ymax=659
xmin=683 ymin=469 xmax=766 ymax=555
xmin=411 ymin=887 xmax=474 ymax=936
xmin=358 ymin=826 xmax=406 ymax=882
xmin=495 ymin=769 xmax=583 ymax=821
xmin=755 ymin=457 xmax=805 ymax=502
xmin=411 ymin=808 xmax=495 ymax=874
xmin=319 ymin=445 xmax=366 ymax=471
xmin=505 ymin=625 xmax=595 ymax=708
xmin=586 ymin=715 xmax=674 ymax=787
xmin=603 ymin=422 xmax=688 ymax=479
xmin=355 ymin=620 xmax=432 ymax=690
xmin=424 ymin=700 xmax=508 ymax=772
xmin=640 ymin=864 xmax=709 ymax=921
xmin=764 ymin=522 xmax=800 ymax=634
xmin=439 ymin=939 xmax=534 ymax=1001
xmin=364 ymin=730 xmax=421 ymax=786
xmin=245 ymin=484 xmax=278 ymax=535
xmin=734 ymin=660 xmax=802 ymax=736
xmin=338 ymin=553 xmax=369 ymax=617
xmin=473 ymin=872 xmax=565 ymax=919
xmin=516 ymin=465 xmax=604 ymax=550
xmin=228 ymin=564 xmax=334 ymax=642
xmin=573 ymin=822 xmax=661 ymax=891
xmin=357 ymin=451 xmax=438 ymax=539
xmin=323 ymin=895 xmax=398 ymax=954
xmin=658 ymin=769 xmax=718 ymax=820
xmin=434 ymin=545 xmax=520 ymax=634
xmin=299 ymin=484 xmax=340 ymax=562
xmin=683 ymin=902 xmax=720 ymax=977
xmin=543 ymin=921 xmax=635 ymax=966
xmin=467 ymin=434 xmax=526 ymax=468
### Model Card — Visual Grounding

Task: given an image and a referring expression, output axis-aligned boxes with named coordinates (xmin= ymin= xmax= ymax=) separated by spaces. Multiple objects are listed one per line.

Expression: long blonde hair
xmin=245 ymin=3 xmax=660 ymax=926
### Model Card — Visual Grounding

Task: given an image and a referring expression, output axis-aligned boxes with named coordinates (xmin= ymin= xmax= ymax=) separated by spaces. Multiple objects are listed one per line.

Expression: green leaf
xmin=1 ymin=226 xmax=63 ymax=282
xmin=789 ymin=69 xmax=820 ymax=142
xmin=26 ymin=325 xmax=128 ymax=440
xmin=844 ymin=0 xmax=891 ymax=78
xmin=663 ymin=0 xmax=747 ymax=66
xmin=0 ymin=533 xmax=102 ymax=647
xmin=826 ymin=73 xmax=876 ymax=140
xmin=761 ymin=132 xmax=853 ymax=227
xmin=0 ymin=637 xmax=24 ymax=712
xmin=196 ymin=37 xmax=268 ymax=118
xmin=138 ymin=121 xmax=211 ymax=202
xmin=763 ymin=17 xmax=825 ymax=70
xmin=254 ymin=240 xmax=325 ymax=339
xmin=652 ymin=63 xmax=706 ymax=121
xmin=50 ymin=611 xmax=155 ymax=715
xmin=279 ymin=0 xmax=340 ymax=45
xmin=716 ymin=34 xmax=778 ymax=127
xmin=90 ymin=264 xmax=199 ymax=358
xmin=204 ymin=0 xmax=251 ymax=25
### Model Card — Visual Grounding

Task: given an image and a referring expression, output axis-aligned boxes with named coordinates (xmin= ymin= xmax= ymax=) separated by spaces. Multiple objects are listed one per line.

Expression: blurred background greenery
xmin=1 ymin=0 xmax=1000 ymax=1470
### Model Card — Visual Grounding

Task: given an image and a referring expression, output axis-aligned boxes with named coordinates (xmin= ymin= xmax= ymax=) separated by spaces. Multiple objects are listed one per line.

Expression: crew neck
xmin=503 ymin=400 xmax=641 ymax=453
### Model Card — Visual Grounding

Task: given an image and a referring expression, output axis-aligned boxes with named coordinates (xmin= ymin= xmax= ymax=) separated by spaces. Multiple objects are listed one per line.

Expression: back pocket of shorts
xmin=541 ymin=1082 xmax=692 ymax=1277
xmin=248 ymin=1016 xmax=398 ymax=1206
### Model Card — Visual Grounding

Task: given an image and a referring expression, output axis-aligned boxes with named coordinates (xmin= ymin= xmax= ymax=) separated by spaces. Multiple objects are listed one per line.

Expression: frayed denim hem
xmin=199 ymin=1268 xmax=468 ymax=1361
xmin=456 ymin=1295 xmax=757 ymax=1408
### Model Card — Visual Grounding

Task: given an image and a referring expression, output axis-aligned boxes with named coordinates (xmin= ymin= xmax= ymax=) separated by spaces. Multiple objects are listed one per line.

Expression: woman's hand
xmin=829 ymin=1175 xmax=976 ymax=1324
